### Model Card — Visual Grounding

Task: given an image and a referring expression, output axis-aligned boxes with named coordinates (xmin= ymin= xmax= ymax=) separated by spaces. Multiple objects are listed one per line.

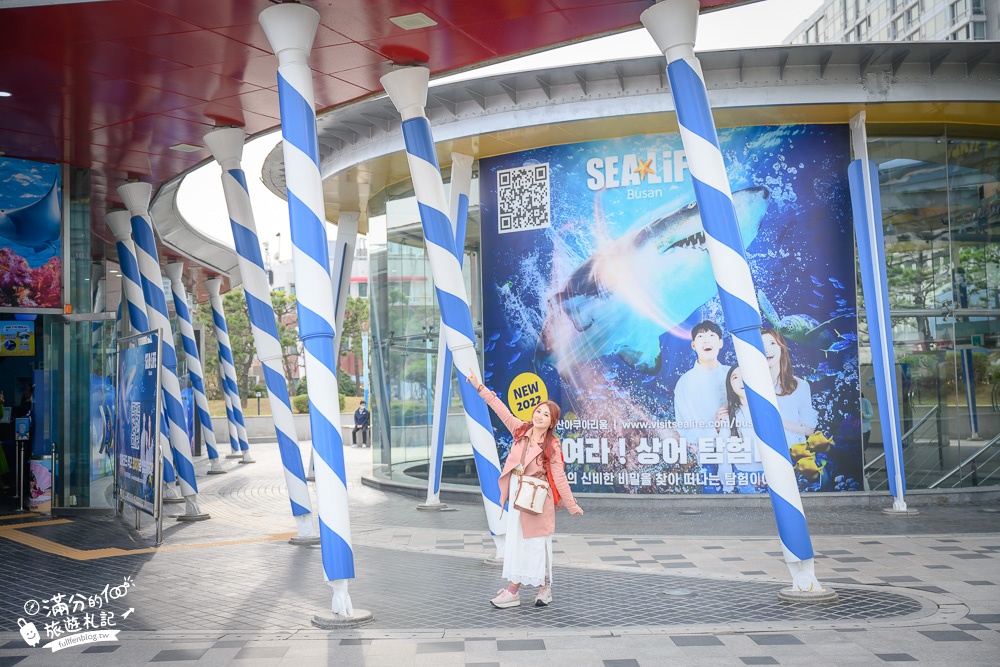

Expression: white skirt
xmin=502 ymin=475 xmax=553 ymax=586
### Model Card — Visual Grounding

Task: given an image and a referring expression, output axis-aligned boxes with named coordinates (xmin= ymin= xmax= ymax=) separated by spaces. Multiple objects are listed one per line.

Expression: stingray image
xmin=535 ymin=186 xmax=771 ymax=381
xmin=0 ymin=178 xmax=61 ymax=252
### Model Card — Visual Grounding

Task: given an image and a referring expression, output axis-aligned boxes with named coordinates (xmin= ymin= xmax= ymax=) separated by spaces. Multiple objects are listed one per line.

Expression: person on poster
xmin=717 ymin=366 xmax=767 ymax=493
xmin=466 ymin=368 xmax=583 ymax=610
xmin=763 ymin=329 xmax=818 ymax=447
xmin=673 ymin=321 xmax=732 ymax=491
xmin=351 ymin=401 xmax=370 ymax=448
xmin=861 ymin=393 xmax=874 ymax=448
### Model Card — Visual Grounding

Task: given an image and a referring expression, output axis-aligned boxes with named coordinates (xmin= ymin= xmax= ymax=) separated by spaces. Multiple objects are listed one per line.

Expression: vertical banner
xmin=0 ymin=157 xmax=62 ymax=311
xmin=480 ymin=124 xmax=863 ymax=495
xmin=115 ymin=332 xmax=162 ymax=516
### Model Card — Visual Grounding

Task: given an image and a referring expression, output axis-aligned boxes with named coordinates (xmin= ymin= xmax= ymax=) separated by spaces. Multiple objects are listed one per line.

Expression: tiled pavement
xmin=0 ymin=441 xmax=997 ymax=665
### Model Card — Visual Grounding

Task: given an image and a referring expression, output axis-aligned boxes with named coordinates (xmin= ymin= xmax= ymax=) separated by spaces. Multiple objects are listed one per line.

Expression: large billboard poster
xmin=0 ymin=157 xmax=62 ymax=311
xmin=116 ymin=335 xmax=160 ymax=515
xmin=479 ymin=124 xmax=863 ymax=495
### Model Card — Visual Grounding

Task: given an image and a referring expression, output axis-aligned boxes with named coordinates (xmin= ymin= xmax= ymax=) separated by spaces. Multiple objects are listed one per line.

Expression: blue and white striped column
xmin=420 ymin=153 xmax=473 ymax=510
xmin=381 ymin=68 xmax=506 ymax=550
xmin=204 ymin=279 xmax=243 ymax=459
xmin=165 ymin=263 xmax=225 ymax=474
xmin=118 ymin=183 xmax=209 ymax=521
xmin=219 ymin=366 xmax=240 ymax=454
xmin=642 ymin=0 xmax=827 ymax=597
xmin=106 ymin=210 xmax=181 ymax=499
xmin=204 ymin=279 xmax=253 ymax=461
xmin=261 ymin=2 xmax=369 ymax=624
xmin=848 ymin=111 xmax=909 ymax=512
xmin=204 ymin=126 xmax=318 ymax=544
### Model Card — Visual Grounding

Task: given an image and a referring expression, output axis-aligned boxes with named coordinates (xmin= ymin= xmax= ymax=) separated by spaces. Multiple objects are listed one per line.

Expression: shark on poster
xmin=478 ymin=124 xmax=864 ymax=495
xmin=0 ymin=157 xmax=62 ymax=310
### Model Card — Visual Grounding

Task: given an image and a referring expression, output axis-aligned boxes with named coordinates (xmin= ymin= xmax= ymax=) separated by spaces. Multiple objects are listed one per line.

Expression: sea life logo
xmin=17 ymin=577 xmax=135 ymax=652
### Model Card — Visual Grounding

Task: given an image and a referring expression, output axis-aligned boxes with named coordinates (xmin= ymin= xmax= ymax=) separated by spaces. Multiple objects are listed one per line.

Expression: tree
xmin=340 ymin=295 xmax=370 ymax=396
xmin=194 ymin=287 xmax=255 ymax=408
xmin=271 ymin=289 xmax=301 ymax=398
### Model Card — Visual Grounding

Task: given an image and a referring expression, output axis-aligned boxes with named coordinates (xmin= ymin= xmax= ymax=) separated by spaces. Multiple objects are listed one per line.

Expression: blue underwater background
xmin=479 ymin=124 xmax=863 ymax=494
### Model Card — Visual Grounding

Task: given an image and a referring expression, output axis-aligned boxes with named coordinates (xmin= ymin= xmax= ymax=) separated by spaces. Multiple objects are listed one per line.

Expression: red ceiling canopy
xmin=0 ymin=0 xmax=758 ymax=217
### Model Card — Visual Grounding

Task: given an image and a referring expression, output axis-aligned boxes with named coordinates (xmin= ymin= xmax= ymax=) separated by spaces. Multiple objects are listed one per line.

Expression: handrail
xmin=928 ymin=432 xmax=1000 ymax=489
xmin=863 ymin=404 xmax=939 ymax=472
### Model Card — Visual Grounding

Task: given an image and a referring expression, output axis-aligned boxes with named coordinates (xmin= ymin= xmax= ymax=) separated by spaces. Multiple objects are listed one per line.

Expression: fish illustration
xmin=0 ymin=178 xmax=61 ymax=252
xmin=535 ymin=186 xmax=771 ymax=379
xmin=758 ymin=290 xmax=853 ymax=350
xmin=795 ymin=455 xmax=826 ymax=481
xmin=806 ymin=431 xmax=834 ymax=453
xmin=821 ymin=340 xmax=853 ymax=356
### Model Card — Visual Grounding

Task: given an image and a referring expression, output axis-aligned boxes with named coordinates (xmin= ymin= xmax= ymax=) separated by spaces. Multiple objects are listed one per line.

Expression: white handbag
xmin=513 ymin=474 xmax=550 ymax=515
xmin=511 ymin=440 xmax=549 ymax=515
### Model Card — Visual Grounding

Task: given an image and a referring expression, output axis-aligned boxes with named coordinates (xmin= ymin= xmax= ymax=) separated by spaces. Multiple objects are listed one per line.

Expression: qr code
xmin=497 ymin=163 xmax=550 ymax=234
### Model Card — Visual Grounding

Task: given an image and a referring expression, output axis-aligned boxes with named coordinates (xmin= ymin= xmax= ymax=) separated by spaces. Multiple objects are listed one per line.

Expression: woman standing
xmin=467 ymin=369 xmax=583 ymax=609
xmin=762 ymin=329 xmax=818 ymax=447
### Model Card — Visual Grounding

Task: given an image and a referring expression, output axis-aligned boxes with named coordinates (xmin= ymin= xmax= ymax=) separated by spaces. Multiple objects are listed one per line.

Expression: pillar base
xmin=311 ymin=610 xmax=374 ymax=629
xmin=777 ymin=587 xmax=839 ymax=604
xmin=416 ymin=502 xmax=448 ymax=511
xmin=239 ymin=453 xmax=256 ymax=464
xmin=226 ymin=453 xmax=244 ymax=459
xmin=206 ymin=469 xmax=228 ymax=475
xmin=483 ymin=556 xmax=503 ymax=568
xmin=882 ymin=507 xmax=920 ymax=516
xmin=175 ymin=513 xmax=211 ymax=522
xmin=289 ymin=535 xmax=321 ymax=546
xmin=162 ymin=496 xmax=186 ymax=504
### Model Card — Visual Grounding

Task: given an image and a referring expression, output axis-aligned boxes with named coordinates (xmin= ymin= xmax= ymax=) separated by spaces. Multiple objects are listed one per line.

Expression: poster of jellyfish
xmin=479 ymin=124 xmax=864 ymax=495
xmin=0 ymin=156 xmax=62 ymax=310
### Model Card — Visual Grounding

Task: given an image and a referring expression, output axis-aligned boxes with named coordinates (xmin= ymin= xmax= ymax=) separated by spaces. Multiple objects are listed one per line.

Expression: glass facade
xmin=368 ymin=184 xmax=484 ymax=484
xmin=863 ymin=128 xmax=1000 ymax=489
xmin=367 ymin=124 xmax=1000 ymax=492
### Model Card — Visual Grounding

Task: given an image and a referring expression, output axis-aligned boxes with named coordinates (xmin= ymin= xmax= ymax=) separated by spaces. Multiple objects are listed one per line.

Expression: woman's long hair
xmin=514 ymin=400 xmax=562 ymax=461
xmin=764 ymin=328 xmax=799 ymax=396
xmin=725 ymin=366 xmax=743 ymax=438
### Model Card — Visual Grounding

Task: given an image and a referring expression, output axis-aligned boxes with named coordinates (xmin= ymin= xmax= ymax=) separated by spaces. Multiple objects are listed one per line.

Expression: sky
xmin=176 ymin=0 xmax=826 ymax=262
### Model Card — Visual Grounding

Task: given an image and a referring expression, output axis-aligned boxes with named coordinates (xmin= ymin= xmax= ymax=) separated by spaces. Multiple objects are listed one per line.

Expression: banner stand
xmin=114 ymin=330 xmax=164 ymax=546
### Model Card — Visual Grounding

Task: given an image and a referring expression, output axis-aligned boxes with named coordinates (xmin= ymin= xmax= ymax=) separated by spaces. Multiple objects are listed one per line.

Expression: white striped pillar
xmin=421 ymin=153 xmax=473 ymax=510
xmin=106 ymin=211 xmax=182 ymax=499
xmin=642 ymin=0 xmax=828 ymax=598
xmin=204 ymin=126 xmax=318 ymax=543
xmin=260 ymin=1 xmax=370 ymax=626
xmin=118 ymin=183 xmax=209 ymax=521
xmin=164 ymin=263 xmax=225 ymax=474
xmin=204 ymin=279 xmax=253 ymax=462
xmin=381 ymin=67 xmax=506 ymax=552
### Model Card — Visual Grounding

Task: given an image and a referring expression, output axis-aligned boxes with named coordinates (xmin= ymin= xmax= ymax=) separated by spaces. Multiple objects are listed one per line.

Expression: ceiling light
xmin=389 ymin=12 xmax=437 ymax=30
xmin=0 ymin=91 xmax=12 ymax=98
xmin=169 ymin=143 xmax=202 ymax=153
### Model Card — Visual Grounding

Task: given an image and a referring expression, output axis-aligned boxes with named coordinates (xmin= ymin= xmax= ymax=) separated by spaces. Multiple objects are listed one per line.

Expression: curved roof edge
xmin=259 ymin=41 xmax=1000 ymax=224
xmin=150 ymin=174 xmax=242 ymax=286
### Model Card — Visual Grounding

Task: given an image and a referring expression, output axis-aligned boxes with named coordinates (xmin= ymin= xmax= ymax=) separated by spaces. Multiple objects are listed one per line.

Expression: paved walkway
xmin=0 ymin=441 xmax=997 ymax=666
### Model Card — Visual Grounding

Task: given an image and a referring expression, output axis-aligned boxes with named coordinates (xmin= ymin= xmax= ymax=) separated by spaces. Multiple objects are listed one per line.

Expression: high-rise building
xmin=786 ymin=0 xmax=999 ymax=44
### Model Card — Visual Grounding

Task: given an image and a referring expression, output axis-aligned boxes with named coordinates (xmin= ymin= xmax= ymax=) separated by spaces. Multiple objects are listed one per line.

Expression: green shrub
xmin=291 ymin=393 xmax=344 ymax=412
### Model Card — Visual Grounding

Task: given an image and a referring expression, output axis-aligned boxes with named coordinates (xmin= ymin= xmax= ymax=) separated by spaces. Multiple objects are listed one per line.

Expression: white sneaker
xmin=534 ymin=585 xmax=552 ymax=607
xmin=490 ymin=588 xmax=520 ymax=609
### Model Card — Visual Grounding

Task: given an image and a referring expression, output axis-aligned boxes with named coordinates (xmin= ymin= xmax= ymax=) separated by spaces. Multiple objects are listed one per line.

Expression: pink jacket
xmin=478 ymin=385 xmax=579 ymax=538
